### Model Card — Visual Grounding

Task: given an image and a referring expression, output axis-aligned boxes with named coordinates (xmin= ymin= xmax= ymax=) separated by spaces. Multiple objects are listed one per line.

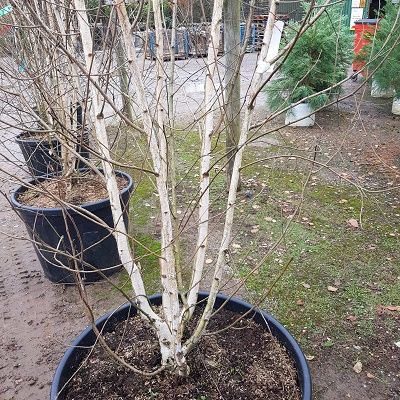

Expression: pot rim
xmin=10 ymin=168 xmax=133 ymax=215
xmin=15 ymin=131 xmax=59 ymax=145
xmin=50 ymin=291 xmax=312 ymax=400
xmin=15 ymin=130 xmax=89 ymax=145
xmin=289 ymin=102 xmax=315 ymax=109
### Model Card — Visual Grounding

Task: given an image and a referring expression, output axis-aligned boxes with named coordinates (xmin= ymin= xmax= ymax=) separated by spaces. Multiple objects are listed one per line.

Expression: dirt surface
xmin=306 ymin=309 xmax=400 ymax=400
xmin=249 ymin=79 xmax=400 ymax=399
xmin=17 ymin=174 xmax=127 ymax=208
xmin=252 ymin=78 xmax=400 ymax=187
xmin=65 ymin=309 xmax=300 ymax=400
xmin=0 ymin=56 xmax=399 ymax=399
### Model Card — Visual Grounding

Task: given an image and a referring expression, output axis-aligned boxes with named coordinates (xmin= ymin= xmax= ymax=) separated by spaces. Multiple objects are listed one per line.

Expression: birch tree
xmin=1 ymin=0 xmax=368 ymax=380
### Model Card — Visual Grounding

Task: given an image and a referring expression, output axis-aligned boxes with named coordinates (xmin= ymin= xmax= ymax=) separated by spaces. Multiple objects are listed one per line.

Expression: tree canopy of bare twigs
xmin=1 ymin=0 xmax=397 ymax=383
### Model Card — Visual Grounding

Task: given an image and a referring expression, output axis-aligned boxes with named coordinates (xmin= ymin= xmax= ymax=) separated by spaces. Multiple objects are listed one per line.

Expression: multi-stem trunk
xmin=73 ymin=0 xmax=180 ymax=366
xmin=106 ymin=0 xmax=188 ymax=373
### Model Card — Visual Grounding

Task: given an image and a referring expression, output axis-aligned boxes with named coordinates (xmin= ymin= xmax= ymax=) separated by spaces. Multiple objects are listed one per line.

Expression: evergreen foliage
xmin=265 ymin=1 xmax=352 ymax=112
xmin=365 ymin=3 xmax=400 ymax=97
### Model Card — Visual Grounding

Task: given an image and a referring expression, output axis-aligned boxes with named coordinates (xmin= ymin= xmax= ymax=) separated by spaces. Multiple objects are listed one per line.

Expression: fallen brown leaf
xmin=347 ymin=218 xmax=359 ymax=228
xmin=383 ymin=305 xmax=400 ymax=312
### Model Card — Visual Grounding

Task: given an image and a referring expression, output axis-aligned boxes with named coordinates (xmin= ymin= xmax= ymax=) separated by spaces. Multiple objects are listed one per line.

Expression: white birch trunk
xmin=151 ymin=0 xmax=185 ymax=374
xmin=114 ymin=0 xmax=185 ymax=373
xmin=73 ymin=0 xmax=162 ymax=330
xmin=46 ymin=3 xmax=76 ymax=178
xmin=167 ymin=0 xmax=183 ymax=294
xmin=184 ymin=0 xmax=279 ymax=352
xmin=186 ymin=0 xmax=224 ymax=317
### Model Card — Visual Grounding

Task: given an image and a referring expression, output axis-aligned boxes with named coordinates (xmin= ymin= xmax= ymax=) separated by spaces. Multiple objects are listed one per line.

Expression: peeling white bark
xmin=114 ymin=0 xmax=183 ymax=371
xmin=184 ymin=0 xmax=279 ymax=353
xmin=74 ymin=0 xmax=160 ymax=326
xmin=186 ymin=0 xmax=224 ymax=318
xmin=46 ymin=3 xmax=76 ymax=178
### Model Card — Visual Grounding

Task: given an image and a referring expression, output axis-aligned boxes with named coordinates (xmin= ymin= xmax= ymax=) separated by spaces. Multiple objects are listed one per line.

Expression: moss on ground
xmin=116 ymin=233 xmax=161 ymax=295
xmin=234 ymin=151 xmax=399 ymax=349
xmin=108 ymin=125 xmax=399 ymax=352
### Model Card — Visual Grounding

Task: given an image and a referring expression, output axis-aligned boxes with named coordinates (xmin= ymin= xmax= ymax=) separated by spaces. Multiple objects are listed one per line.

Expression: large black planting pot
xmin=51 ymin=292 xmax=312 ymax=400
xmin=15 ymin=131 xmax=90 ymax=178
xmin=10 ymin=169 xmax=133 ymax=284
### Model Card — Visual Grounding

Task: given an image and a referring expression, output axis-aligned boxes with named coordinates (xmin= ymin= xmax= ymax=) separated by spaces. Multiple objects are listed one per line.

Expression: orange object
xmin=352 ymin=19 xmax=379 ymax=77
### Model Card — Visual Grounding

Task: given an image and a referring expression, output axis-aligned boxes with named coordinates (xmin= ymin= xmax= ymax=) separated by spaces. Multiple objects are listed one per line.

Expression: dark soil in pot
xmin=65 ymin=309 xmax=300 ymax=399
xmin=17 ymin=173 xmax=128 ymax=208
xmin=15 ymin=131 xmax=90 ymax=178
xmin=10 ymin=169 xmax=133 ymax=284
xmin=52 ymin=293 xmax=311 ymax=400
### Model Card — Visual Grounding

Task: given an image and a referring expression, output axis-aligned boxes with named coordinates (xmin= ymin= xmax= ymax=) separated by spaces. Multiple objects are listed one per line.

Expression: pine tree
xmin=366 ymin=3 xmax=400 ymax=98
xmin=265 ymin=1 xmax=352 ymax=112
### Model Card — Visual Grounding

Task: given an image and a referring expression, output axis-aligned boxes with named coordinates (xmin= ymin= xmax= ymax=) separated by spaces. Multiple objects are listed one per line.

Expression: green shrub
xmin=265 ymin=1 xmax=352 ymax=112
xmin=364 ymin=3 xmax=400 ymax=97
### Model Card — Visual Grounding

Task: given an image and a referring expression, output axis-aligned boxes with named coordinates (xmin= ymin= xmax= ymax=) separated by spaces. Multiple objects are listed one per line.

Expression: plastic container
xmin=15 ymin=131 xmax=90 ymax=178
xmin=51 ymin=292 xmax=312 ymax=400
xmin=392 ymin=97 xmax=400 ymax=115
xmin=10 ymin=169 xmax=133 ymax=284
xmin=285 ymin=103 xmax=315 ymax=127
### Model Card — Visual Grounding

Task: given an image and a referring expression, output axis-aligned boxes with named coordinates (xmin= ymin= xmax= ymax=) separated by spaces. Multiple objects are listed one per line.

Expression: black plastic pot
xmin=15 ymin=131 xmax=90 ymax=178
xmin=10 ymin=169 xmax=133 ymax=284
xmin=50 ymin=292 xmax=312 ymax=399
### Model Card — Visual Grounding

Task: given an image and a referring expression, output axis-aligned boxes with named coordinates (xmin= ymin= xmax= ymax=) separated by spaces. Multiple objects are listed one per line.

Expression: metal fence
xmin=277 ymin=0 xmax=304 ymax=22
